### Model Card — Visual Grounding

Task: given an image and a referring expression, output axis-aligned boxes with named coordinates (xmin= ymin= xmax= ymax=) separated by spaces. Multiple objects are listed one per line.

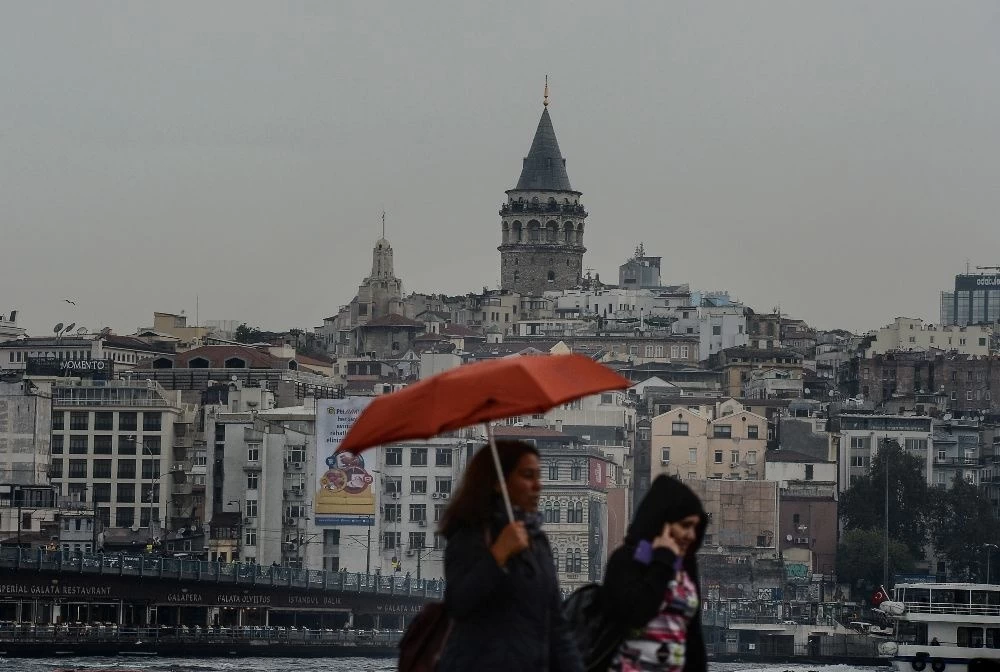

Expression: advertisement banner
xmin=314 ymin=398 xmax=375 ymax=526
xmin=588 ymin=457 xmax=607 ymax=490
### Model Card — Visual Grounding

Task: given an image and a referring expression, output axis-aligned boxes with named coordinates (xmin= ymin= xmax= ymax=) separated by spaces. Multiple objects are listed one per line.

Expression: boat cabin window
xmin=905 ymin=588 xmax=930 ymax=604
xmin=897 ymin=621 xmax=928 ymax=645
xmin=958 ymin=626 xmax=984 ymax=648
xmin=972 ymin=590 xmax=1000 ymax=606
xmin=987 ymin=628 xmax=1000 ymax=648
xmin=932 ymin=589 xmax=971 ymax=605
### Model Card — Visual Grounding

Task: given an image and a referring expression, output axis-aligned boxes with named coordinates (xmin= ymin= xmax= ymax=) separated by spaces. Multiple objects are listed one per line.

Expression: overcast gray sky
xmin=4 ymin=1 xmax=1000 ymax=337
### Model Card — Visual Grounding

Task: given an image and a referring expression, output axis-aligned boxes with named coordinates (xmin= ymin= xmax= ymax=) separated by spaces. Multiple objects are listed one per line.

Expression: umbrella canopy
xmin=337 ymin=353 xmax=630 ymax=454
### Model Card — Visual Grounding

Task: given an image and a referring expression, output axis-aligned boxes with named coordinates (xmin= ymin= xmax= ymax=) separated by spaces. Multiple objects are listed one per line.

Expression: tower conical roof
xmin=515 ymin=108 xmax=573 ymax=191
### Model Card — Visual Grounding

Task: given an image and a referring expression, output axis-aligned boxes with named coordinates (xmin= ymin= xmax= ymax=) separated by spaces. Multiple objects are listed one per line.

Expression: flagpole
xmin=884 ymin=440 xmax=890 ymax=590
xmin=485 ymin=423 xmax=515 ymax=522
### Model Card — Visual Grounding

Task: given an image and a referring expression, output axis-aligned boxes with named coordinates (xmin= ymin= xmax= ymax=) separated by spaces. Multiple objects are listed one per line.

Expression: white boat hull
xmin=891 ymin=643 xmax=1000 ymax=672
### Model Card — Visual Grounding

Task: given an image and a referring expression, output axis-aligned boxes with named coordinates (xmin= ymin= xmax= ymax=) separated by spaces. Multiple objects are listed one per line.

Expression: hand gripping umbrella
xmin=336 ymin=353 xmax=630 ymax=521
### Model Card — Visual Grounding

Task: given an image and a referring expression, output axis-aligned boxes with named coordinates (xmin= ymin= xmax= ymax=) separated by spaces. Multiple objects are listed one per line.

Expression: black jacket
xmin=438 ymin=511 xmax=583 ymax=672
xmin=600 ymin=476 xmax=707 ymax=672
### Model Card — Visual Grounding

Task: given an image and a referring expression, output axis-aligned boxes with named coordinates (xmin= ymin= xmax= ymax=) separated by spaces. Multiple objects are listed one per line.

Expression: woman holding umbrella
xmin=436 ymin=439 xmax=583 ymax=672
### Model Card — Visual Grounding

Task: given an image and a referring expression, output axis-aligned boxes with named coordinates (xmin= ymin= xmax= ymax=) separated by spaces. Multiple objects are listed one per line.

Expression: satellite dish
xmin=785 ymin=534 xmax=793 ymax=542
xmin=53 ymin=323 xmax=64 ymax=334
xmin=130 ymin=523 xmax=140 ymax=533
xmin=64 ymin=323 xmax=76 ymax=333
xmin=76 ymin=327 xmax=88 ymax=335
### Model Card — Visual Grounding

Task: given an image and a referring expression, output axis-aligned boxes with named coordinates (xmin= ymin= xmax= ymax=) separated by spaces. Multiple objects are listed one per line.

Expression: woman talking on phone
xmin=601 ymin=475 xmax=707 ymax=672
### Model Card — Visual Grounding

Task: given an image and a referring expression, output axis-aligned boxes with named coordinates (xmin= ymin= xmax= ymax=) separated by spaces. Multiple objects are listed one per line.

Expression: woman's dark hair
xmin=438 ymin=439 xmax=539 ymax=537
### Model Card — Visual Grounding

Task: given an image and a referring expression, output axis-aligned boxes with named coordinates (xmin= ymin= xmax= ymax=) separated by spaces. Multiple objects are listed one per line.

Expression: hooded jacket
xmin=437 ymin=505 xmax=583 ymax=672
xmin=600 ymin=475 xmax=707 ymax=672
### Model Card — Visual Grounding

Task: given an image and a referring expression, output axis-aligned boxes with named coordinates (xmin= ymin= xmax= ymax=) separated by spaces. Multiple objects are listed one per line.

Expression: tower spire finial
xmin=381 ymin=210 xmax=386 ymax=239
xmin=543 ymin=75 xmax=549 ymax=108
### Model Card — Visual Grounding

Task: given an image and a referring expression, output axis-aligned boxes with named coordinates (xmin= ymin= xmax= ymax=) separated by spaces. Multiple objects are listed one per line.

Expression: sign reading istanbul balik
xmin=314 ymin=397 xmax=374 ymax=527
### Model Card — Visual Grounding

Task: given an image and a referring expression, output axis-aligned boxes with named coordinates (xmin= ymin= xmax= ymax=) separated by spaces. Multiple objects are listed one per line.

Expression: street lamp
xmin=985 ymin=544 xmax=998 ymax=584
xmin=125 ymin=435 xmax=162 ymax=533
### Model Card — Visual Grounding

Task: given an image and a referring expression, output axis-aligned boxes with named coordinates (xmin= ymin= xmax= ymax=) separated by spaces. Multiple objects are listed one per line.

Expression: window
xmin=68 ymin=459 xmax=87 ymax=479
xmin=434 ymin=504 xmax=446 ymax=522
xmin=385 ymin=448 xmax=402 ymax=466
xmin=688 ymin=448 xmax=697 ymax=463
xmin=714 ymin=451 xmax=723 ymax=464
xmin=93 ymin=459 xmax=112 ymax=479
xmin=713 ymin=425 xmax=732 ymax=439
xmin=70 ymin=412 xmax=89 ymax=431
xmin=747 ymin=425 xmax=759 ymax=439
xmin=436 ymin=478 xmax=452 ymax=495
xmin=117 ymin=459 xmax=136 ymax=479
xmin=51 ymin=412 xmax=64 ymax=431
xmin=958 ymin=627 xmax=985 ymax=649
xmin=383 ymin=504 xmax=401 ymax=522
xmin=747 ymin=451 xmax=757 ymax=465
xmin=411 ymin=478 xmax=427 ymax=495
xmin=805 ymin=464 xmax=814 ymax=480
xmin=408 ymin=531 xmax=426 ymax=550
xmin=670 ymin=345 xmax=680 ymax=358
xmin=567 ymin=501 xmax=584 ymax=524
xmin=93 ymin=435 xmax=112 ymax=454
xmin=671 ymin=421 xmax=689 ymax=436
xmin=244 ymin=529 xmax=257 ymax=547
xmin=571 ymin=462 xmax=583 ymax=480
xmin=712 ymin=326 xmax=722 ymax=336
xmin=50 ymin=460 xmax=63 ymax=478
xmin=661 ymin=448 xmax=670 ymax=464
xmin=247 ymin=472 xmax=259 ymax=490
xmin=382 ymin=532 xmax=401 ymax=550
xmin=69 ymin=436 xmax=88 ymax=454
xmin=93 ymin=483 xmax=111 ymax=503
xmin=245 ymin=499 xmax=258 ymax=518
xmin=680 ymin=346 xmax=689 ymax=359
xmin=247 ymin=445 xmax=260 ymax=462
xmin=116 ymin=508 xmax=135 ymax=528
xmin=548 ymin=462 xmax=559 ymax=480
xmin=436 ymin=448 xmax=453 ymax=467
xmin=756 ymin=535 xmax=768 ymax=547
xmin=142 ymin=412 xmax=162 ymax=432
xmin=731 ymin=451 xmax=739 ymax=466
xmin=411 ymin=448 xmax=428 ymax=466
xmin=434 ymin=533 xmax=447 ymax=550
xmin=117 ymin=483 xmax=135 ymax=503
xmin=141 ymin=459 xmax=160 ymax=480
xmin=384 ymin=477 xmax=402 ymax=494
xmin=410 ymin=504 xmax=426 ymax=522
xmin=850 ymin=455 xmax=868 ymax=468
xmin=52 ymin=435 xmax=63 ymax=454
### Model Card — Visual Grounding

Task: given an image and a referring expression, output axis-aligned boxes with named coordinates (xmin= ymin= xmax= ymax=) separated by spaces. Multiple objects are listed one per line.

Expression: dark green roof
xmin=515 ymin=108 xmax=573 ymax=191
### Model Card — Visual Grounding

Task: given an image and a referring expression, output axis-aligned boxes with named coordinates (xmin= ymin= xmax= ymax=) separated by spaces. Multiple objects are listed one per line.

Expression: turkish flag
xmin=872 ymin=586 xmax=889 ymax=606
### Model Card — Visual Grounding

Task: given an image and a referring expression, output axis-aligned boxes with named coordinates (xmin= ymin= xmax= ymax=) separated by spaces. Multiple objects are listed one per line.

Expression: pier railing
xmin=0 ymin=622 xmax=403 ymax=646
xmin=0 ymin=547 xmax=444 ymax=599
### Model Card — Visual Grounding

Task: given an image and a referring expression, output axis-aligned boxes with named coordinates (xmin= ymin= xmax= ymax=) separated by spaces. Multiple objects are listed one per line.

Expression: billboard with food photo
xmin=315 ymin=397 xmax=375 ymax=526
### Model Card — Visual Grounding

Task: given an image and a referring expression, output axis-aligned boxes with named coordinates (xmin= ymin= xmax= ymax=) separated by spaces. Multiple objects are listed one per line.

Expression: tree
xmin=837 ymin=528 xmax=915 ymax=595
xmin=234 ymin=323 xmax=262 ymax=344
xmin=839 ymin=440 xmax=931 ymax=558
xmin=928 ymin=475 xmax=1000 ymax=581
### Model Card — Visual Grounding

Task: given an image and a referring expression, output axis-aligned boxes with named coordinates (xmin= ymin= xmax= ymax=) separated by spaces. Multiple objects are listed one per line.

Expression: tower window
xmin=547 ymin=271 xmax=555 ymax=282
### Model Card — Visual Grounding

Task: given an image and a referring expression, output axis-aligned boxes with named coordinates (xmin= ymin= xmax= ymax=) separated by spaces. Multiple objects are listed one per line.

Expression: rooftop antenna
xmin=382 ymin=210 xmax=386 ymax=239
xmin=543 ymin=75 xmax=549 ymax=108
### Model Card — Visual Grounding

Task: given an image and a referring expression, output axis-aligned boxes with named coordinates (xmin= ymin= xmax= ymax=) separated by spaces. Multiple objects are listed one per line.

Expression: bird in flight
xmin=64 ymin=299 xmax=77 ymax=305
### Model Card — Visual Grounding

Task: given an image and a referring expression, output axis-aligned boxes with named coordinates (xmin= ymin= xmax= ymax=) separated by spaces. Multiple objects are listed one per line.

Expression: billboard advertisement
xmin=588 ymin=457 xmax=607 ymax=490
xmin=314 ymin=398 xmax=375 ymax=526
xmin=955 ymin=274 xmax=1000 ymax=291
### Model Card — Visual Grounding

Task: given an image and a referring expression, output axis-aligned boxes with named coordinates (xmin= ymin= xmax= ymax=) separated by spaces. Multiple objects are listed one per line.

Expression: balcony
xmin=169 ymin=461 xmax=193 ymax=473
xmin=171 ymin=483 xmax=193 ymax=496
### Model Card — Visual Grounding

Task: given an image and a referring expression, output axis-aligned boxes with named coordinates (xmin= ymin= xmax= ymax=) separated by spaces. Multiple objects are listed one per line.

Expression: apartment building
xmin=49 ymin=380 xmax=184 ymax=540
xmin=835 ymin=413 xmax=934 ymax=492
xmin=650 ymin=402 xmax=768 ymax=482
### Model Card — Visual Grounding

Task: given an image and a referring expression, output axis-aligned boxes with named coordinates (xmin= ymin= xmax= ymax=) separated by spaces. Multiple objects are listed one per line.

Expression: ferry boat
xmin=880 ymin=582 xmax=1000 ymax=672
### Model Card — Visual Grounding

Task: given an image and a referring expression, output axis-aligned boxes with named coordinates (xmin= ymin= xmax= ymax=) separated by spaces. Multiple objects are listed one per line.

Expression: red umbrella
xmin=337 ymin=353 xmax=630 ymax=519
